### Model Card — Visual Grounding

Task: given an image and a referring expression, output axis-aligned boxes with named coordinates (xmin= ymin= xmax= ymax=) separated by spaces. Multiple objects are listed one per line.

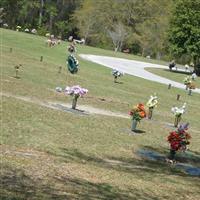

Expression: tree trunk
xmin=38 ymin=0 xmax=44 ymax=27
xmin=156 ymin=52 xmax=161 ymax=60
xmin=142 ymin=48 xmax=145 ymax=57
xmin=49 ymin=14 xmax=53 ymax=32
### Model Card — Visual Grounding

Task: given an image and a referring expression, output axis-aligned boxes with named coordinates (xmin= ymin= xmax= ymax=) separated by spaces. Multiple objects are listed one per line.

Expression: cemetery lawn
xmin=1 ymin=28 xmax=200 ymax=200
xmin=147 ymin=68 xmax=200 ymax=89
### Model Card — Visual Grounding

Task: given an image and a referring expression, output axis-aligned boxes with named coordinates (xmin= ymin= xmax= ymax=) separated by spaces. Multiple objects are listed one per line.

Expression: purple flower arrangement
xmin=64 ymin=85 xmax=88 ymax=97
xmin=64 ymin=85 xmax=88 ymax=109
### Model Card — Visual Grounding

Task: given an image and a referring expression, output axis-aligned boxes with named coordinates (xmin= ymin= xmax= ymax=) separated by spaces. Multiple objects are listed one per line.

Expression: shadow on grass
xmin=49 ymin=148 xmax=200 ymax=178
xmin=138 ymin=146 xmax=200 ymax=176
xmin=114 ymin=81 xmax=123 ymax=84
xmin=13 ymin=76 xmax=21 ymax=79
xmin=52 ymin=104 xmax=89 ymax=116
xmin=1 ymin=165 xmax=159 ymax=200
xmin=142 ymin=146 xmax=200 ymax=167
xmin=121 ymin=128 xmax=145 ymax=135
xmin=132 ymin=129 xmax=146 ymax=134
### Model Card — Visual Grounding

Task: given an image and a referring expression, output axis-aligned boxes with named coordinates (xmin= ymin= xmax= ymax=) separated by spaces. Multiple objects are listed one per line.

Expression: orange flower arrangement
xmin=129 ymin=103 xmax=146 ymax=121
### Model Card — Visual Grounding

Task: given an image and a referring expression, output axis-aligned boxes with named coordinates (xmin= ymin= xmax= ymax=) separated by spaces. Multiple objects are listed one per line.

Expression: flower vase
xmin=148 ymin=107 xmax=154 ymax=119
xmin=72 ymin=94 xmax=79 ymax=109
xmin=169 ymin=149 xmax=176 ymax=160
xmin=174 ymin=115 xmax=181 ymax=127
xmin=131 ymin=119 xmax=138 ymax=131
xmin=16 ymin=69 xmax=19 ymax=78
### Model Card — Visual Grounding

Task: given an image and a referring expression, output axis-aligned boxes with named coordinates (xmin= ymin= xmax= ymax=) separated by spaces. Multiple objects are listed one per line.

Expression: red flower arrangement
xmin=167 ymin=123 xmax=191 ymax=161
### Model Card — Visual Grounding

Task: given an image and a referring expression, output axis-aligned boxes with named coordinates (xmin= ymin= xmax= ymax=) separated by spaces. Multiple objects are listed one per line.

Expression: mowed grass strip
xmin=1 ymin=97 xmax=200 ymax=200
xmin=1 ymin=28 xmax=200 ymax=199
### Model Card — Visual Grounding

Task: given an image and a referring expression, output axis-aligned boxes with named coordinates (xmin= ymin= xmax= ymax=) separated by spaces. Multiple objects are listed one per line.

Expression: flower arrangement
xmin=112 ymin=69 xmax=124 ymax=82
xmin=16 ymin=25 xmax=21 ymax=31
xmin=184 ymin=76 xmax=191 ymax=85
xmin=183 ymin=76 xmax=195 ymax=90
xmin=45 ymin=33 xmax=50 ymax=37
xmin=171 ymin=103 xmax=186 ymax=127
xmin=68 ymin=44 xmax=76 ymax=53
xmin=65 ymin=85 xmax=88 ymax=96
xmin=146 ymin=94 xmax=158 ymax=108
xmin=31 ymin=29 xmax=37 ymax=34
xmin=64 ymin=85 xmax=88 ymax=109
xmin=67 ymin=54 xmax=79 ymax=74
xmin=191 ymin=72 xmax=197 ymax=80
xmin=146 ymin=94 xmax=158 ymax=119
xmin=129 ymin=103 xmax=146 ymax=131
xmin=167 ymin=123 xmax=191 ymax=163
xmin=3 ymin=23 xmax=8 ymax=27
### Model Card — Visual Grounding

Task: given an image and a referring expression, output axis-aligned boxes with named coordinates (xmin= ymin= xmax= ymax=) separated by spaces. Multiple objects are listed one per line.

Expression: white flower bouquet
xmin=171 ymin=103 xmax=186 ymax=127
xmin=146 ymin=94 xmax=158 ymax=119
xmin=112 ymin=69 xmax=124 ymax=82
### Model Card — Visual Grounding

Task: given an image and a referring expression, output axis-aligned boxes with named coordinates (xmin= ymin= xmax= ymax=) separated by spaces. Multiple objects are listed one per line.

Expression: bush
xmin=37 ymin=27 xmax=49 ymax=36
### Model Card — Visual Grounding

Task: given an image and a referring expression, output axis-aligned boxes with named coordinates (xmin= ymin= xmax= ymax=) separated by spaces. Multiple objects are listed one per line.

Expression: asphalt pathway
xmin=80 ymin=54 xmax=200 ymax=93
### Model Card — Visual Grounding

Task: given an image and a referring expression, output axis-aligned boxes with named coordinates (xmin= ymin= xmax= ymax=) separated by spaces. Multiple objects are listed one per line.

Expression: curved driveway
xmin=80 ymin=54 xmax=200 ymax=94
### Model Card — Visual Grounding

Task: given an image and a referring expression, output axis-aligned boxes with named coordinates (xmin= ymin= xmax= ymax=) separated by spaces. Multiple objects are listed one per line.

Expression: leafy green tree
xmin=133 ymin=0 xmax=172 ymax=58
xmin=73 ymin=0 xmax=97 ymax=43
xmin=168 ymin=0 xmax=200 ymax=66
xmin=107 ymin=22 xmax=129 ymax=52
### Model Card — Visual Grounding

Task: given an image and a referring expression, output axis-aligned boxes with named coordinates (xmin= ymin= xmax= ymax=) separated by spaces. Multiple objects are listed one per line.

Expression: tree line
xmin=0 ymin=0 xmax=199 ymax=66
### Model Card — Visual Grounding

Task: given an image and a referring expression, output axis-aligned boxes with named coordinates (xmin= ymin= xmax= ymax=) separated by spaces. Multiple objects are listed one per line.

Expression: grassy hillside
xmin=1 ymin=28 xmax=200 ymax=200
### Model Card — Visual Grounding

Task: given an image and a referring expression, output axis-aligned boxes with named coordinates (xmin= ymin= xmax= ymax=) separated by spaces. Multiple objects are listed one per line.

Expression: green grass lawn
xmin=147 ymin=68 xmax=200 ymax=88
xmin=1 ymin=28 xmax=200 ymax=200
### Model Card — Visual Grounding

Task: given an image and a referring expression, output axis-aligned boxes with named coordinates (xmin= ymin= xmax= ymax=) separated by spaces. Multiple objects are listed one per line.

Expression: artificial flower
xmin=64 ymin=85 xmax=88 ymax=97
xmin=167 ymin=123 xmax=191 ymax=151
xmin=129 ymin=103 xmax=146 ymax=122
xmin=112 ymin=69 xmax=124 ymax=77
xmin=171 ymin=103 xmax=186 ymax=116
xmin=146 ymin=94 xmax=158 ymax=108
xmin=183 ymin=76 xmax=191 ymax=85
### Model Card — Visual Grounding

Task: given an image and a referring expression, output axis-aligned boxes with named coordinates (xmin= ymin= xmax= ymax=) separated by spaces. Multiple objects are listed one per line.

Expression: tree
xmin=168 ymin=0 xmax=200 ymax=67
xmin=0 ymin=8 xmax=4 ymax=24
xmin=38 ymin=0 xmax=44 ymax=27
xmin=133 ymin=0 xmax=172 ymax=58
xmin=107 ymin=23 xmax=128 ymax=52
xmin=73 ymin=0 xmax=97 ymax=43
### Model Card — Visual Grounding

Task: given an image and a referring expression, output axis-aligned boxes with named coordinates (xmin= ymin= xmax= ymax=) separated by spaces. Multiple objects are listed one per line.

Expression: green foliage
xmin=168 ymin=0 xmax=200 ymax=65
xmin=1 ymin=0 xmax=199 ymax=63
xmin=0 ymin=0 xmax=81 ymax=36
xmin=73 ymin=0 xmax=173 ymax=55
xmin=37 ymin=26 xmax=48 ymax=36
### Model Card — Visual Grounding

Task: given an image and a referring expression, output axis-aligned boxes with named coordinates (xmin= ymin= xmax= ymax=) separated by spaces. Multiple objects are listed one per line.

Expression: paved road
xmin=80 ymin=54 xmax=200 ymax=94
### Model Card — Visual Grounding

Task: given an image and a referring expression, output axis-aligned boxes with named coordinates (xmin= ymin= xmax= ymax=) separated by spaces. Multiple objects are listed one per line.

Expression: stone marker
xmin=14 ymin=64 xmax=22 ymax=78
xmin=58 ymin=66 xmax=62 ymax=73
xmin=168 ymin=84 xmax=172 ymax=89
xmin=40 ymin=56 xmax=43 ymax=62
xmin=177 ymin=94 xmax=180 ymax=101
